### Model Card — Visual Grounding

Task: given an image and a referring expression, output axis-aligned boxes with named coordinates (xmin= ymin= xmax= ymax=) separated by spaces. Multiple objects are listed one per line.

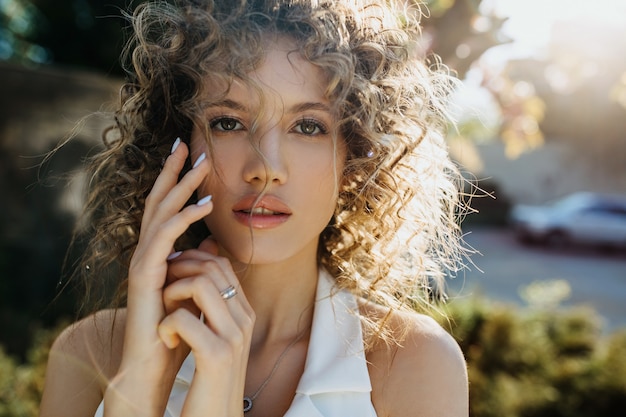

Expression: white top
xmin=95 ymin=269 xmax=377 ymax=417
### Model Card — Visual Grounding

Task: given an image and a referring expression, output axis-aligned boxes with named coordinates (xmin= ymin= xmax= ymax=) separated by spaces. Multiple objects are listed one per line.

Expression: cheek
xmin=332 ymin=147 xmax=347 ymax=194
xmin=189 ymin=128 xmax=210 ymax=160
xmin=199 ymin=154 xmax=244 ymax=202
xmin=310 ymin=159 xmax=344 ymax=207
xmin=207 ymin=148 xmax=238 ymax=187
xmin=189 ymin=132 xmax=233 ymax=189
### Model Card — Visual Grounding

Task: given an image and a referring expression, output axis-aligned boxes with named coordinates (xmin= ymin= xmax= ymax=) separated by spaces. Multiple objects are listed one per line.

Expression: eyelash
xmin=209 ymin=117 xmax=245 ymax=132
xmin=208 ymin=116 xmax=329 ymax=136
xmin=293 ymin=118 xmax=328 ymax=136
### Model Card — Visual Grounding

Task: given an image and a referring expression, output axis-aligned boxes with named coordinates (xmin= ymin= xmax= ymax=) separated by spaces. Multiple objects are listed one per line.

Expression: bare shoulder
xmin=39 ymin=308 xmax=126 ymax=417
xmin=362 ymin=303 xmax=468 ymax=417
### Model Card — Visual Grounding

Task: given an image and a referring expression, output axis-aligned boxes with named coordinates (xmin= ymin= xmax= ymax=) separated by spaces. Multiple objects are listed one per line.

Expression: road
xmin=446 ymin=227 xmax=626 ymax=332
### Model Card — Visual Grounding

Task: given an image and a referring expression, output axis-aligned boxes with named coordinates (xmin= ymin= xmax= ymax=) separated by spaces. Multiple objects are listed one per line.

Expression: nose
xmin=242 ymin=127 xmax=288 ymax=186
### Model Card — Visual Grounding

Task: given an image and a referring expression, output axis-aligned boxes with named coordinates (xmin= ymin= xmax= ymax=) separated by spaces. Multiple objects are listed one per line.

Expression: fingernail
xmin=167 ymin=251 xmax=183 ymax=261
xmin=197 ymin=195 xmax=212 ymax=206
xmin=171 ymin=137 xmax=181 ymax=154
xmin=193 ymin=152 xmax=206 ymax=169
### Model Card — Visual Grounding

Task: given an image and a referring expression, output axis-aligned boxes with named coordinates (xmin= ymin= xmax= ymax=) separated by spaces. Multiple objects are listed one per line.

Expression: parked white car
xmin=509 ymin=192 xmax=626 ymax=250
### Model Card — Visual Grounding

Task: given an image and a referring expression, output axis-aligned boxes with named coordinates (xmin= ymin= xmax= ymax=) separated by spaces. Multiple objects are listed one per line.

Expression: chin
xmin=220 ymin=239 xmax=316 ymax=268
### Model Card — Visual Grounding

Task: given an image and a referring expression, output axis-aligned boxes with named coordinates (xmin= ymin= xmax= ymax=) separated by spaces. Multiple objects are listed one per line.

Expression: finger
xmin=162 ymin=264 xmax=202 ymax=316
xmin=162 ymin=275 xmax=224 ymax=322
xmin=142 ymin=152 xmax=211 ymax=234
xmin=163 ymin=276 xmax=252 ymax=337
xmin=198 ymin=236 xmax=219 ymax=256
xmin=158 ymin=307 xmax=243 ymax=360
xmin=157 ymin=308 xmax=215 ymax=349
xmin=166 ymin=251 xmax=233 ymax=287
xmin=129 ymin=200 xmax=213 ymax=288
xmin=142 ymin=139 xmax=189 ymax=223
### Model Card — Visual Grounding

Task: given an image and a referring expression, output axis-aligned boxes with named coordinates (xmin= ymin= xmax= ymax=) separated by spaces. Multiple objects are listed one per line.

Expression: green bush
xmin=0 ymin=324 xmax=59 ymax=417
xmin=441 ymin=297 xmax=626 ymax=417
xmin=2 ymin=298 xmax=626 ymax=416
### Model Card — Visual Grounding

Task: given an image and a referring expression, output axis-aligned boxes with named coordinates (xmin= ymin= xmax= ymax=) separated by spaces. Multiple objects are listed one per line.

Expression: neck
xmin=230 ymin=253 xmax=319 ymax=348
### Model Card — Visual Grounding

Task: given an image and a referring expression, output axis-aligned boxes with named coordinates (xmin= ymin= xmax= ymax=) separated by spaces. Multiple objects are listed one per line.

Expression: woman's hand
xmin=159 ymin=238 xmax=255 ymax=417
xmin=104 ymin=138 xmax=216 ymax=417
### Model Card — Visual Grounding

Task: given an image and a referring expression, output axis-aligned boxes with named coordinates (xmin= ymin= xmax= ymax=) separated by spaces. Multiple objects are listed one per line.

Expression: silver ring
xmin=220 ymin=285 xmax=237 ymax=301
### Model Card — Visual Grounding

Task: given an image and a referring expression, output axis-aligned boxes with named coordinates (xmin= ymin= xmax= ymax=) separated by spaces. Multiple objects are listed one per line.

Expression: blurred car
xmin=509 ymin=192 xmax=626 ymax=250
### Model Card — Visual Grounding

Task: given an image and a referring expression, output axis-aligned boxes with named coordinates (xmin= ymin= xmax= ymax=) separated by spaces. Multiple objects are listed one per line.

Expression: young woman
xmin=40 ymin=0 xmax=469 ymax=416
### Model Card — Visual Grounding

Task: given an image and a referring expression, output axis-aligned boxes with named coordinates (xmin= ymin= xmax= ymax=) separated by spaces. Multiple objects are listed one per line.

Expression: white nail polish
xmin=167 ymin=251 xmax=183 ymax=261
xmin=171 ymin=137 xmax=181 ymax=154
xmin=193 ymin=153 xmax=206 ymax=169
xmin=197 ymin=195 xmax=213 ymax=206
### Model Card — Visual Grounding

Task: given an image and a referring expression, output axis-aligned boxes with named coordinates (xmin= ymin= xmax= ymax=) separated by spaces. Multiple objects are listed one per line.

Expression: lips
xmin=241 ymin=207 xmax=282 ymax=215
xmin=232 ymin=195 xmax=292 ymax=229
xmin=233 ymin=194 xmax=291 ymax=214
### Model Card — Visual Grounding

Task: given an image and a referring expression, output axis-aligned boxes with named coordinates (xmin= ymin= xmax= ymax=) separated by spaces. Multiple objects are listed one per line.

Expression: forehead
xmin=202 ymin=37 xmax=331 ymax=109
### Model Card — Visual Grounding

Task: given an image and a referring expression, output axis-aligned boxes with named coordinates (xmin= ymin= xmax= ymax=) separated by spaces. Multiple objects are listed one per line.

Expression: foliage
xmin=0 ymin=0 xmax=49 ymax=65
xmin=0 ymin=324 xmax=60 ymax=417
xmin=0 ymin=0 xmax=130 ymax=71
xmin=440 ymin=297 xmax=626 ymax=417
xmin=516 ymin=22 xmax=626 ymax=174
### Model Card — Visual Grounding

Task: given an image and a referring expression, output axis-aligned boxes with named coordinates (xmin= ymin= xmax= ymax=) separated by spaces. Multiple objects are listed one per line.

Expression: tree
xmin=505 ymin=17 xmax=626 ymax=177
xmin=0 ymin=0 xmax=49 ymax=65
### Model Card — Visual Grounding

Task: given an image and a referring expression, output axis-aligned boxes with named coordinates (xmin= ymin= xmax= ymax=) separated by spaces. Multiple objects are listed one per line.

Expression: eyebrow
xmin=289 ymin=102 xmax=332 ymax=114
xmin=207 ymin=99 xmax=332 ymax=115
xmin=208 ymin=99 xmax=248 ymax=112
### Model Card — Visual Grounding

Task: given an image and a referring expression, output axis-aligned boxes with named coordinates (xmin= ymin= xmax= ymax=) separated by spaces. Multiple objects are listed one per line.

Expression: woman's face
xmin=190 ymin=38 xmax=346 ymax=266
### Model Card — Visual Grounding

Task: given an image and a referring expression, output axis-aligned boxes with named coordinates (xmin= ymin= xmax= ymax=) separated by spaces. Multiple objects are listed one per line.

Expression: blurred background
xmin=1 ymin=0 xmax=625 ymax=416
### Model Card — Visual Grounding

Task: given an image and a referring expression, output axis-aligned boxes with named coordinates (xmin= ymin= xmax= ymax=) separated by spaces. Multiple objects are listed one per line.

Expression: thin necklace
xmin=243 ymin=328 xmax=308 ymax=413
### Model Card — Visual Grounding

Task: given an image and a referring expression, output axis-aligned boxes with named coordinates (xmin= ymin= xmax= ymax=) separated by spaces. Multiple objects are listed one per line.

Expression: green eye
xmin=210 ymin=117 xmax=243 ymax=131
xmin=295 ymin=119 xmax=326 ymax=135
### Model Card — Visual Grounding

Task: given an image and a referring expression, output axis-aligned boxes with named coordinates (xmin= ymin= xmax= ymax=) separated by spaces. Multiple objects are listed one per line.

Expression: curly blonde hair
xmin=73 ymin=0 xmax=467 ymax=342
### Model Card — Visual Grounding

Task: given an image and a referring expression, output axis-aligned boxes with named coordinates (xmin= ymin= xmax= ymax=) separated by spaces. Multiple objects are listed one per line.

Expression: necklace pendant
xmin=243 ymin=396 xmax=253 ymax=413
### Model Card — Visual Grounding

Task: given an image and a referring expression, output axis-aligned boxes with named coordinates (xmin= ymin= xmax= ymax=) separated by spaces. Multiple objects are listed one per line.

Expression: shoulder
xmin=49 ymin=308 xmax=126 ymax=376
xmin=363 ymin=304 xmax=468 ymax=417
xmin=39 ymin=308 xmax=126 ymax=417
